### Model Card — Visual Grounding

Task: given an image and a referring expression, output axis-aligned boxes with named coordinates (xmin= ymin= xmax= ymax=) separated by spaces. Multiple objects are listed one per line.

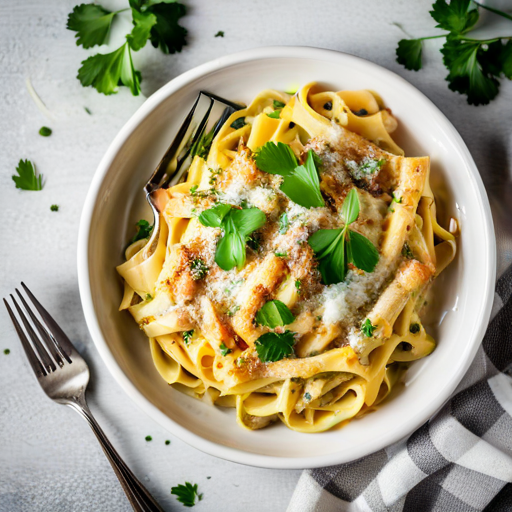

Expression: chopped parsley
xmin=255 ymin=142 xmax=324 ymax=209
xmin=145 ymin=435 xmax=152 ymax=442
xmin=273 ymin=100 xmax=286 ymax=109
xmin=230 ymin=117 xmax=246 ymax=129
xmin=145 ymin=293 xmax=153 ymax=301
xmin=84 ymin=107 xmax=92 ymax=115
xmin=402 ymin=243 xmax=414 ymax=259
xmin=215 ymin=30 xmax=224 ymax=37
xmin=255 ymin=331 xmax=295 ymax=362
xmin=278 ymin=212 xmax=289 ymax=234
xmin=50 ymin=204 xmax=59 ymax=212
xmin=295 ymin=280 xmax=302 ymax=294
xmin=266 ymin=110 xmax=281 ymax=119
xmin=182 ymin=330 xmax=194 ymax=345
xmin=346 ymin=158 xmax=386 ymax=180
xmin=198 ymin=204 xmax=266 ymax=271
xmin=219 ymin=343 xmax=232 ymax=356
xmin=304 ymin=392 xmax=312 ymax=402
xmin=227 ymin=305 xmax=240 ymax=317
xmin=4 ymin=349 xmax=10 ymax=355
xmin=12 ymin=160 xmax=43 ymax=191
xmin=361 ymin=318 xmax=377 ymax=337
xmin=190 ymin=258 xmax=209 ymax=280
xmin=129 ymin=219 xmax=153 ymax=245
xmin=255 ymin=300 xmax=295 ymax=328
xmin=165 ymin=440 xmax=171 ymax=445
xmin=409 ymin=323 xmax=421 ymax=334
xmin=39 ymin=126 xmax=52 ymax=137
xmin=275 ymin=251 xmax=288 ymax=258
xmin=308 ymin=189 xmax=379 ymax=285
xmin=171 ymin=482 xmax=202 ymax=507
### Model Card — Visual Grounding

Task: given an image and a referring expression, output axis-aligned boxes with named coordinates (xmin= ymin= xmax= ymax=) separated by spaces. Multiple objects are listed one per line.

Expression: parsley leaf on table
xmin=129 ymin=219 xmax=153 ymax=244
xmin=361 ymin=318 xmax=377 ymax=337
xmin=255 ymin=142 xmax=325 ymax=208
xmin=199 ymin=205 xmax=266 ymax=271
xmin=77 ymin=42 xmax=141 ymax=96
xmin=395 ymin=0 xmax=512 ymax=105
xmin=396 ymin=39 xmax=424 ymax=71
xmin=256 ymin=300 xmax=295 ymax=328
xmin=255 ymin=331 xmax=295 ymax=362
xmin=12 ymin=160 xmax=43 ymax=191
xmin=67 ymin=3 xmax=119 ymax=48
xmin=127 ymin=8 xmax=157 ymax=51
xmin=146 ymin=2 xmax=187 ymax=54
xmin=171 ymin=482 xmax=202 ymax=507
xmin=308 ymin=189 xmax=379 ymax=285
xmin=430 ymin=0 xmax=478 ymax=34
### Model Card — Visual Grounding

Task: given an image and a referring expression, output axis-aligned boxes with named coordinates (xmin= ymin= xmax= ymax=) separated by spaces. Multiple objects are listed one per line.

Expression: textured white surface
xmin=0 ymin=0 xmax=511 ymax=511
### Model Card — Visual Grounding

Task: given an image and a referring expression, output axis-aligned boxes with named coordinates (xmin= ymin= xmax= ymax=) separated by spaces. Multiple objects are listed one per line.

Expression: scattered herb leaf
xmin=50 ymin=204 xmax=59 ymax=212
xmin=39 ymin=126 xmax=52 ymax=137
xmin=165 ymin=439 xmax=171 ymax=445
xmin=12 ymin=160 xmax=43 ymax=191
xmin=129 ymin=219 xmax=153 ymax=244
xmin=145 ymin=435 xmax=152 ymax=441
xmin=215 ymin=30 xmax=224 ymax=37
xmin=190 ymin=258 xmax=209 ymax=280
xmin=219 ymin=342 xmax=232 ymax=356
xmin=183 ymin=330 xmax=194 ymax=345
xmin=4 ymin=349 xmax=10 ymax=355
xmin=273 ymin=100 xmax=286 ymax=109
xmin=230 ymin=117 xmax=245 ymax=129
xmin=278 ymin=212 xmax=289 ymax=234
xmin=266 ymin=110 xmax=281 ymax=119
xmin=171 ymin=482 xmax=202 ymax=507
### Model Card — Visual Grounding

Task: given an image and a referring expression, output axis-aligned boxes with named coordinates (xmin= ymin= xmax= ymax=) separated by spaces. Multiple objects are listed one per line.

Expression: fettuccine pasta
xmin=117 ymin=83 xmax=457 ymax=433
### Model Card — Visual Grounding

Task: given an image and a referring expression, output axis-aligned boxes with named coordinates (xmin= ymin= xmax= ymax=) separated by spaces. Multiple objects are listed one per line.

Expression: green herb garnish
xmin=183 ymin=330 xmax=194 ymax=345
xmin=361 ymin=318 xmax=377 ymax=337
xmin=129 ymin=219 xmax=153 ymax=244
xmin=230 ymin=117 xmax=245 ymax=130
xmin=69 ymin=1 xmax=187 ymax=96
xmin=192 ymin=125 xmax=215 ymax=160
xmin=215 ymin=30 xmax=224 ymax=37
xmin=12 ymin=160 xmax=43 ymax=191
xmin=266 ymin=110 xmax=281 ymax=119
xmin=402 ymin=242 xmax=414 ymax=259
xmin=278 ymin=212 xmax=289 ymax=234
xmin=50 ymin=204 xmax=59 ymax=212
xmin=273 ymin=100 xmax=286 ymax=109
xmin=145 ymin=435 xmax=152 ymax=441
xmin=346 ymin=158 xmax=386 ymax=180
xmin=219 ymin=342 xmax=232 ymax=356
xmin=255 ymin=142 xmax=324 ymax=209
xmin=145 ymin=293 xmax=153 ymax=301
xmin=395 ymin=0 xmax=512 ymax=105
xmin=255 ymin=300 xmax=295 ymax=328
xmin=308 ymin=189 xmax=379 ymax=284
xmin=171 ymin=482 xmax=202 ymax=507
xmin=84 ymin=107 xmax=92 ymax=115
xmin=295 ymin=280 xmax=302 ymax=294
xmin=255 ymin=331 xmax=295 ymax=363
xmin=190 ymin=258 xmax=209 ymax=280
xmin=39 ymin=126 xmax=52 ymax=137
xmin=199 ymin=204 xmax=266 ymax=271
xmin=4 ymin=349 xmax=10 ymax=355
xmin=275 ymin=251 xmax=288 ymax=258
xmin=165 ymin=439 xmax=171 ymax=445
xmin=409 ymin=323 xmax=421 ymax=334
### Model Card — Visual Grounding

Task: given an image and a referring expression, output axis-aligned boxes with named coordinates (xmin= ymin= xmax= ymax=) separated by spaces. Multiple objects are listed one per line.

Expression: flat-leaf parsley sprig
xmin=198 ymin=204 xmax=266 ymax=271
xmin=395 ymin=0 xmax=512 ymax=105
xmin=171 ymin=482 xmax=202 ymax=507
xmin=67 ymin=1 xmax=187 ymax=96
xmin=308 ymin=188 xmax=379 ymax=285
xmin=12 ymin=160 xmax=43 ymax=191
xmin=255 ymin=142 xmax=325 ymax=208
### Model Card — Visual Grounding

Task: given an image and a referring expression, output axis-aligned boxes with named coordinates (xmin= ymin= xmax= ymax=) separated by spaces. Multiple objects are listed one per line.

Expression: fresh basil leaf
xmin=341 ymin=188 xmax=360 ymax=225
xmin=256 ymin=300 xmax=295 ymax=328
xmin=255 ymin=331 xmax=295 ymax=362
xmin=347 ymin=230 xmax=379 ymax=272
xmin=198 ymin=203 xmax=231 ymax=228
xmin=230 ymin=207 xmax=266 ymax=237
xmin=216 ymin=230 xmax=245 ymax=270
xmin=318 ymin=234 xmax=346 ymax=285
xmin=254 ymin=141 xmax=297 ymax=176
xmin=308 ymin=228 xmax=343 ymax=259
xmin=280 ymin=151 xmax=324 ymax=208
xmin=273 ymin=100 xmax=286 ymax=109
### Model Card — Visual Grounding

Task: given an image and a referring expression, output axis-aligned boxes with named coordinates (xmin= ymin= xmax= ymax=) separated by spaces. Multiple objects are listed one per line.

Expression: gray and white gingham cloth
xmin=288 ymin=266 xmax=512 ymax=511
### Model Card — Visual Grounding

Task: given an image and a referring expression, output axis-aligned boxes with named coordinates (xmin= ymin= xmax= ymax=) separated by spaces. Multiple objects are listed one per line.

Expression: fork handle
xmin=68 ymin=397 xmax=164 ymax=512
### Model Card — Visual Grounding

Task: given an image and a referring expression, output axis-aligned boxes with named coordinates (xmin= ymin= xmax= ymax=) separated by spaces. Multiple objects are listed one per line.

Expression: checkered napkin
xmin=288 ymin=265 xmax=512 ymax=511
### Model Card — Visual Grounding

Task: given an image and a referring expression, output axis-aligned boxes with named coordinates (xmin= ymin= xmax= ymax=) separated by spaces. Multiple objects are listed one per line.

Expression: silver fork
xmin=143 ymin=91 xmax=242 ymax=251
xmin=3 ymin=283 xmax=164 ymax=512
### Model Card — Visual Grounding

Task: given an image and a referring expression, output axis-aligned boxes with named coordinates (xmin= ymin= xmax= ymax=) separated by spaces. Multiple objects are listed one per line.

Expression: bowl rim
xmin=77 ymin=45 xmax=496 ymax=469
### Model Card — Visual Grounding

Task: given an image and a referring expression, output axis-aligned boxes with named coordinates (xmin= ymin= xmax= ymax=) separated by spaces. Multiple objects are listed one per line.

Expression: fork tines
xmin=3 ymin=283 xmax=73 ymax=377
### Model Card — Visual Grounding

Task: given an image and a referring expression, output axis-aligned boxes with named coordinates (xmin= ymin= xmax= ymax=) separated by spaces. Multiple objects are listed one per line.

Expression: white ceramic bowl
xmin=78 ymin=46 xmax=496 ymax=469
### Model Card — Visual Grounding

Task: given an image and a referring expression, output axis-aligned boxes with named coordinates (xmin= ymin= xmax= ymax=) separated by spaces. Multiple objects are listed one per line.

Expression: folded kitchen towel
xmin=288 ymin=264 xmax=512 ymax=511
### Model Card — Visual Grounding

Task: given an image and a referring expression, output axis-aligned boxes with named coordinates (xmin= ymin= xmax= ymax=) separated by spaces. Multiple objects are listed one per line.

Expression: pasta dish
xmin=117 ymin=83 xmax=457 ymax=433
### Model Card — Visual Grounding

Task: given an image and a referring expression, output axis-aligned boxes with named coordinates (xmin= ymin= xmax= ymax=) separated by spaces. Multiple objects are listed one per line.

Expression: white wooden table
xmin=1 ymin=0 xmax=511 ymax=510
